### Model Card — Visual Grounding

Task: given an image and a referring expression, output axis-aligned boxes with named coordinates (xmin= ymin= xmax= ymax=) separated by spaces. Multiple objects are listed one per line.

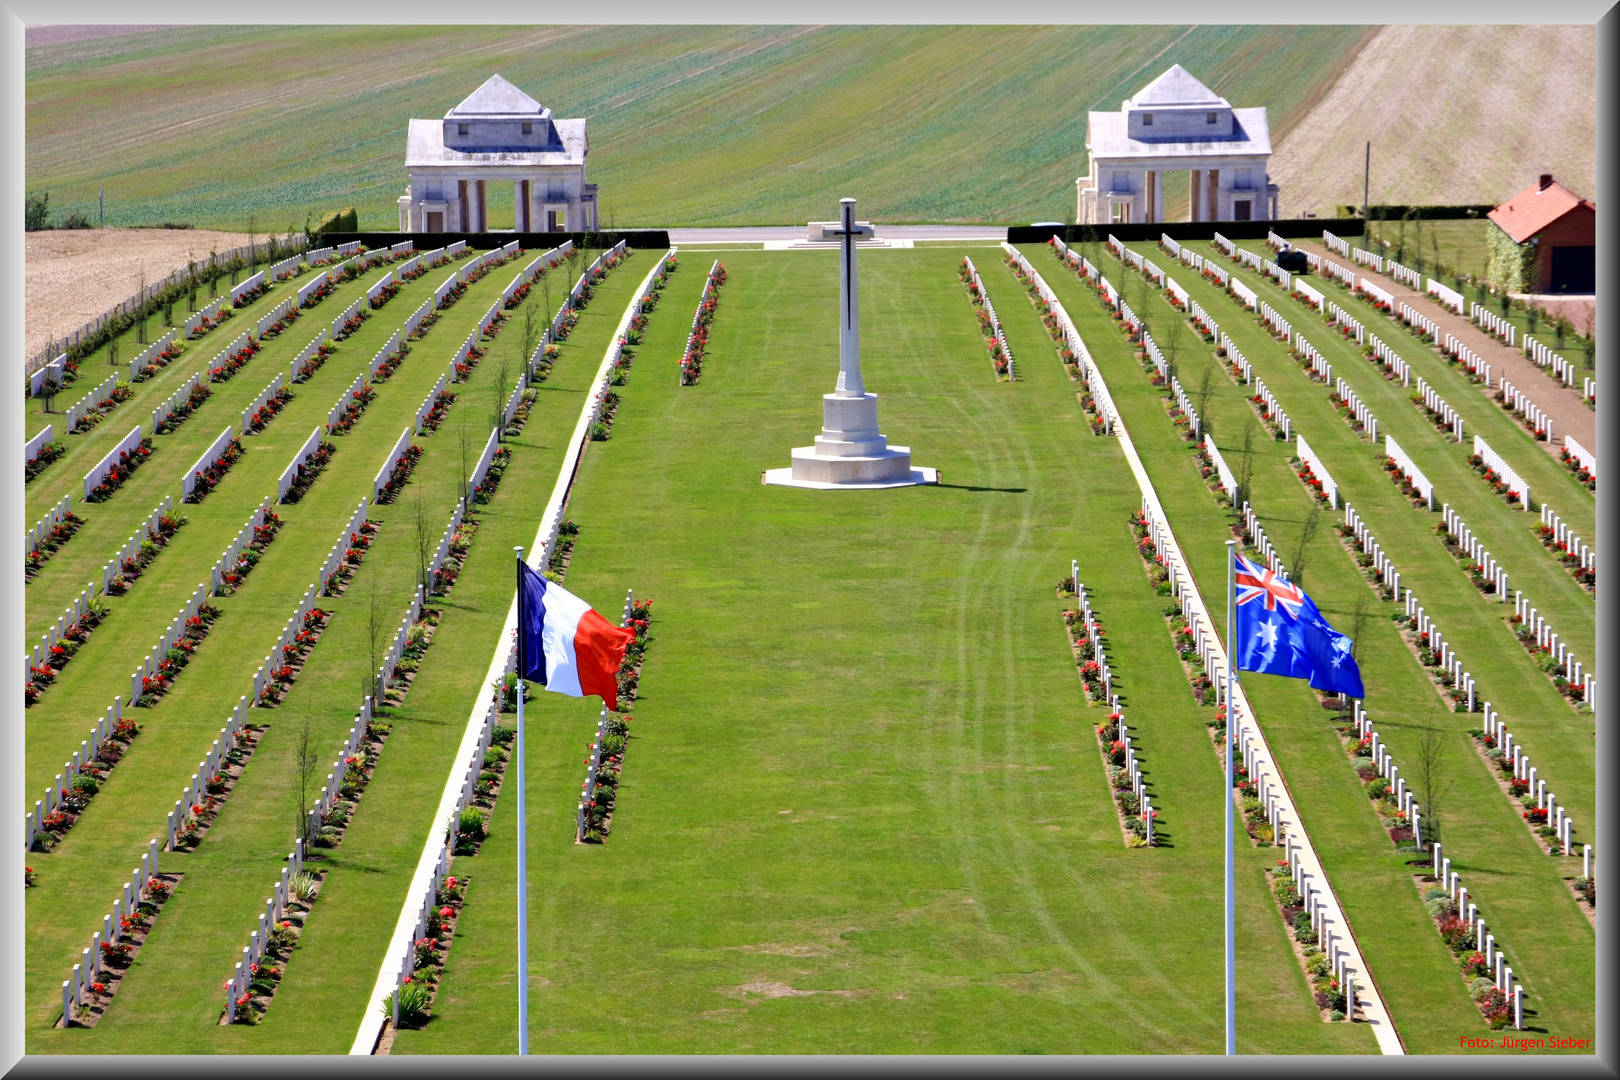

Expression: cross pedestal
xmin=765 ymin=197 xmax=936 ymax=490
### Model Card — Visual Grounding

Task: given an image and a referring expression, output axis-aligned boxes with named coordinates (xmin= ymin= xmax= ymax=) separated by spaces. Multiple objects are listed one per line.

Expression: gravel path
xmin=25 ymin=227 xmax=255 ymax=363
xmin=1292 ymin=238 xmax=1595 ymax=454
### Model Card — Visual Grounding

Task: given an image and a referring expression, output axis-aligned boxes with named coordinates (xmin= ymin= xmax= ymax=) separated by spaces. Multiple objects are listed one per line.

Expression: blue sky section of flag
xmin=1232 ymin=553 xmax=1364 ymax=698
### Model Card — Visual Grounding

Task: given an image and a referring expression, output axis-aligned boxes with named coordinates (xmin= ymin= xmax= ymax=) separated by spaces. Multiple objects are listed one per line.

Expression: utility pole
xmin=1362 ymin=143 xmax=1370 ymax=234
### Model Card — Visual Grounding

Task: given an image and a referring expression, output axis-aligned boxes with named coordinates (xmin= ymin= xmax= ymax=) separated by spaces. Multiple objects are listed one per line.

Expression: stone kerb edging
xmin=1008 ymin=245 xmax=1403 ymax=1053
xmin=1006 ymin=242 xmax=1117 ymax=433
xmin=348 ymin=246 xmax=668 ymax=1056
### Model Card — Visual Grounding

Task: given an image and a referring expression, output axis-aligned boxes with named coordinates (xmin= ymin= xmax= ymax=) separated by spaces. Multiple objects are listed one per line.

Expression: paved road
xmin=669 ymin=225 xmax=1007 ymax=243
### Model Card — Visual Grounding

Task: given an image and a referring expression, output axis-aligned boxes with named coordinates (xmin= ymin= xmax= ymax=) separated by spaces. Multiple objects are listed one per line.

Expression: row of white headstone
xmin=1398 ymin=575 xmax=1481 ymax=713
xmin=372 ymin=428 xmax=415 ymax=502
xmin=396 ymin=254 xmax=422 ymax=281
xmin=319 ymin=498 xmax=371 ymax=596
xmin=475 ymin=299 xmax=502 ymax=339
xmin=331 ymin=297 xmax=366 ymax=339
xmin=1295 ymin=334 xmax=1333 ymax=385
xmin=1565 ymin=435 xmax=1596 ymax=480
xmin=1295 ymin=434 xmax=1339 ymax=508
xmin=414 ymin=374 xmax=448 ymax=435
xmin=1318 ymin=228 xmax=1348 ymax=259
xmin=576 ymin=590 xmax=637 ymax=840
xmin=240 ymin=374 xmax=287 ymax=436
xmin=1261 ymin=256 xmax=1294 ymax=292
xmin=298 ymin=265 xmax=341 ymax=308
xmin=367 ymin=585 xmax=425 ymax=720
xmin=326 ymin=375 xmax=366 ymax=434
xmin=1426 ymin=277 xmax=1466 ymax=315
xmin=269 ymin=253 xmax=304 ymax=282
xmin=1240 ymin=501 xmax=1287 ymax=580
xmin=1203 ymin=436 xmax=1237 ymax=502
xmin=181 ymin=427 xmax=238 ymax=500
xmin=209 ymin=333 xmax=254 ymax=381
xmin=1398 ymin=301 xmax=1441 ymax=342
xmin=211 ymin=496 xmax=275 ymax=595
xmin=1473 ymin=435 xmax=1532 ymax=506
xmin=150 ymin=371 xmax=207 ymax=434
xmin=29 ymin=353 xmax=68 ymax=397
xmin=1250 ymin=377 xmax=1291 ymax=439
xmin=503 ymin=240 xmax=573 ymax=306
xmin=1188 ymin=295 xmax=1222 ymax=342
xmin=25 ymin=423 xmax=56 ymax=465
xmin=1481 ymin=702 xmax=1584 ymax=851
xmin=1438 ymin=503 xmax=1511 ymax=602
xmin=184 ymin=297 xmax=230 ymax=339
xmin=1523 ymin=335 xmax=1582 ymax=390
xmin=1258 ymin=299 xmax=1294 ymax=345
xmin=366 ymin=268 xmax=400 ymax=308
xmin=1167 ymin=372 xmax=1203 ymax=442
xmin=1384 ymin=435 xmax=1435 ymax=509
xmin=95 ymin=495 xmax=173 ymax=596
xmin=61 ymin=837 xmax=165 ymax=1026
xmin=25 ymin=569 xmax=99 ymax=685
xmin=126 ymin=580 xmax=213 ymax=708
xmin=467 ymin=427 xmax=502 ymax=500
xmin=277 ymin=427 xmax=327 ymax=503
xmin=248 ymin=583 xmax=322 ymax=706
xmin=1470 ymin=302 xmax=1517 ymax=348
xmin=1212 ymin=232 xmax=1237 ymax=259
xmin=1141 ymin=255 xmax=1166 ymax=287
xmin=963 ymin=258 xmax=1015 ymax=372
xmin=170 ymin=694 xmax=253 ymax=849
xmin=62 ymin=373 xmax=120 ymax=433
xmin=1441 ymin=333 xmax=1492 ymax=386
xmin=127 ymin=330 xmax=179 ymax=381
xmin=1540 ymin=505 xmax=1595 ymax=572
xmin=1494 ymin=380 xmax=1554 ymax=445
xmin=82 ymin=426 xmax=145 ymax=502
xmin=370 ymin=330 xmax=405 ymax=381
xmin=1292 ymin=275 xmax=1326 ymax=311
xmin=1341 ymin=502 xmax=1404 ymax=600
xmin=1071 ymin=572 xmax=1121 ymax=706
xmin=257 ymin=297 xmax=299 ymax=339
xmin=402 ymin=300 xmax=431 ymax=339
xmin=231 ymin=272 xmax=267 ymax=308
xmin=1222 ymin=332 xmax=1252 ymax=381
xmin=1509 ymin=589 xmax=1593 ymax=703
xmin=24 ymin=695 xmax=123 ymax=849
xmin=1136 ymin=491 xmax=1225 ymax=695
xmin=1327 ymin=300 xmax=1367 ymax=343
xmin=291 ymin=329 xmax=331 ymax=382
xmin=26 ymin=493 xmax=73 ymax=555
xmin=224 ymin=833 xmax=307 ymax=1022
xmin=1332 ymin=377 xmax=1379 ymax=441
xmin=1413 ymin=376 xmax=1464 ymax=441
xmin=1026 ymin=242 xmax=1118 ymax=432
xmin=1235 ymin=247 xmax=1264 ymax=275
xmin=1384 ymin=259 xmax=1422 ymax=289
xmin=1366 ymin=332 xmax=1412 ymax=386
xmin=1316 ymin=256 xmax=1358 ymax=291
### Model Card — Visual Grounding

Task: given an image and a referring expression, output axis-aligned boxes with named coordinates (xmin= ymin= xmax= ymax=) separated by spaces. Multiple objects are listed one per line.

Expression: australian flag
xmin=1233 ymin=553 xmax=1364 ymax=698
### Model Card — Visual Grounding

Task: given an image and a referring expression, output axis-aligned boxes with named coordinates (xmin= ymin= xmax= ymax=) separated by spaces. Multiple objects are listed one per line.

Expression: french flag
xmin=516 ymin=560 xmax=635 ymax=710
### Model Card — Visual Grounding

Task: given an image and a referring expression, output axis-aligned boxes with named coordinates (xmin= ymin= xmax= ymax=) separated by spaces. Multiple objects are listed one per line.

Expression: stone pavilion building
xmin=398 ymin=75 xmax=598 ymax=233
xmin=1076 ymin=65 xmax=1279 ymax=225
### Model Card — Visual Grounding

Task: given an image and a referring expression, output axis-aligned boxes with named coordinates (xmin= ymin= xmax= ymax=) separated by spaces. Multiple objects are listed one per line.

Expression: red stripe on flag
xmin=575 ymin=609 xmax=635 ymax=710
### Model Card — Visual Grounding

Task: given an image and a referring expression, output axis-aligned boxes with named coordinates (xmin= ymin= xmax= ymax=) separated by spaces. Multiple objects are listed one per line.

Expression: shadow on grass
xmin=935 ymin=483 xmax=1027 ymax=493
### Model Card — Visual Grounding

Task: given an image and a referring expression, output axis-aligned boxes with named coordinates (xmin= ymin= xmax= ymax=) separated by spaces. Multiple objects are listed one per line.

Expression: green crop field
xmin=25 ymin=25 xmax=1370 ymax=230
xmin=21 ymin=218 xmax=1595 ymax=1050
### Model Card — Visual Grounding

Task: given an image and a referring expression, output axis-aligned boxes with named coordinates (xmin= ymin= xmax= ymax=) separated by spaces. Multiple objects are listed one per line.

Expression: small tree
xmin=492 ymin=349 xmax=512 ymax=442
xmin=1526 ymin=301 xmax=1540 ymax=335
xmin=136 ymin=270 xmax=148 ymax=344
xmin=1194 ymin=361 xmax=1217 ymax=439
xmin=365 ymin=561 xmax=386 ymax=705
xmin=247 ymin=213 xmax=259 ymax=273
xmin=1161 ymin=311 xmax=1184 ymax=389
xmin=1582 ymin=309 xmax=1596 ymax=368
xmin=293 ymin=700 xmax=321 ymax=845
xmin=1235 ymin=418 xmax=1258 ymax=507
xmin=1412 ymin=726 xmax=1453 ymax=848
xmin=412 ymin=490 xmax=434 ymax=595
xmin=108 ymin=335 xmax=120 ymax=368
xmin=1288 ymin=503 xmax=1322 ymax=590
xmin=39 ymin=376 xmax=60 ymax=414
xmin=208 ymin=249 xmax=220 ymax=298
xmin=1347 ymin=592 xmax=1371 ymax=667
xmin=1393 ymin=214 xmax=1409 ymax=266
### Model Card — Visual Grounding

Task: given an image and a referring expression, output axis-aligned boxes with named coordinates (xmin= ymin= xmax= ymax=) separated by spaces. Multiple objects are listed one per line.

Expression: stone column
xmin=514 ymin=181 xmax=529 ymax=233
xmin=1145 ymin=170 xmax=1156 ymax=225
xmin=1207 ymin=168 xmax=1221 ymax=222
xmin=1190 ymin=169 xmax=1202 ymax=222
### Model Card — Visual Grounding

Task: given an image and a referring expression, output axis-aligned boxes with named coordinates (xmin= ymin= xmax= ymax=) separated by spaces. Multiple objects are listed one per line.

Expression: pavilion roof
xmin=1127 ymin=64 xmax=1229 ymax=109
xmin=445 ymin=74 xmax=550 ymax=119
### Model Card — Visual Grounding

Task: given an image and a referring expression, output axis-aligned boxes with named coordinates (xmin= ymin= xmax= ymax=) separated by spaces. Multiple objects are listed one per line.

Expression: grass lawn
xmin=388 ymin=246 xmax=1373 ymax=1054
xmin=22 ymin=245 xmax=601 ymax=1049
xmin=1041 ymin=240 xmax=1593 ymax=1048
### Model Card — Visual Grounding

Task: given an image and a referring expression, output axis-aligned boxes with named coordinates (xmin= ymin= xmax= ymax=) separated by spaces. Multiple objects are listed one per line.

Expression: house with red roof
xmin=1486 ymin=175 xmax=1595 ymax=294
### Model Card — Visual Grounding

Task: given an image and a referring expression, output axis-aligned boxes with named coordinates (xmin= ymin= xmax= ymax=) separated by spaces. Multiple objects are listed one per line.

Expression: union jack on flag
xmin=1232 ymin=552 xmax=1364 ymax=698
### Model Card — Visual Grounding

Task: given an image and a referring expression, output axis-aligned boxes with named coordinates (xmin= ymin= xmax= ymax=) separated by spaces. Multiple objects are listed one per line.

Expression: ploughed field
xmin=22 ymin=239 xmax=1593 ymax=1053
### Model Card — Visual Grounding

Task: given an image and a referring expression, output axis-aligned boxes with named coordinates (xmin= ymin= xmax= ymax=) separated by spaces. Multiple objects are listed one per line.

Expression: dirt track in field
xmin=25 ymin=228 xmax=254 ymax=362
xmin=1270 ymin=25 xmax=1596 ymax=217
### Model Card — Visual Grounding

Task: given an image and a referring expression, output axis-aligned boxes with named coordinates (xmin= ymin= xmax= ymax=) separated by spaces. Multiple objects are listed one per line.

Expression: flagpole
xmin=1225 ymin=539 xmax=1236 ymax=1056
xmin=514 ymin=547 xmax=528 ymax=1057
